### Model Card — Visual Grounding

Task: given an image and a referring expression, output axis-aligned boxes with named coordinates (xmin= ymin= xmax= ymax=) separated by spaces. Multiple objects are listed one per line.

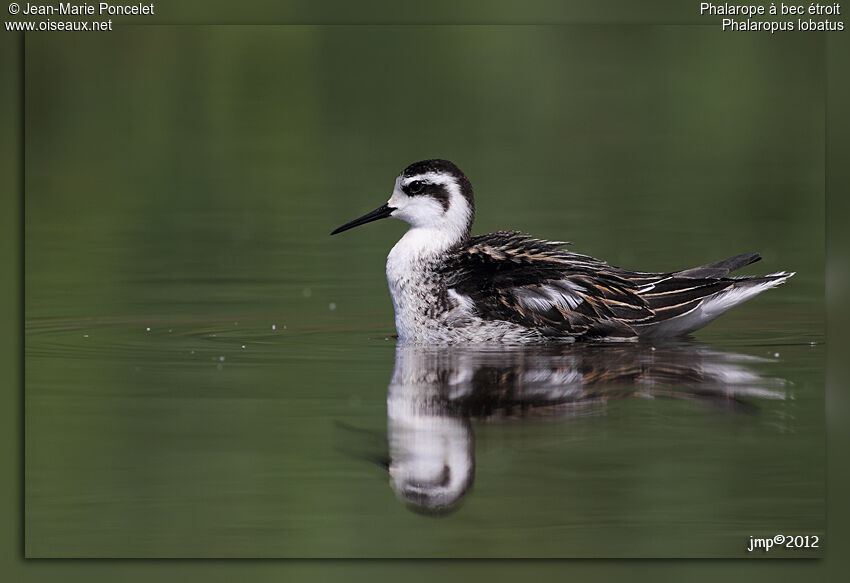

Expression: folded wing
xmin=440 ymin=233 xmax=792 ymax=339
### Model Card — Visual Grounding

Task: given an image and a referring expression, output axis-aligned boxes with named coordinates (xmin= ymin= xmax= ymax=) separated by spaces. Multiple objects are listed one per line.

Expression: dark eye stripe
xmin=402 ymin=179 xmax=451 ymax=211
xmin=423 ymin=184 xmax=450 ymax=212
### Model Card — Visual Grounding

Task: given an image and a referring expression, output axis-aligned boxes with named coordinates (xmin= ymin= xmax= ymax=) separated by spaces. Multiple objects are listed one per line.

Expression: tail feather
xmin=674 ymin=252 xmax=761 ymax=279
xmin=637 ymin=271 xmax=794 ymax=338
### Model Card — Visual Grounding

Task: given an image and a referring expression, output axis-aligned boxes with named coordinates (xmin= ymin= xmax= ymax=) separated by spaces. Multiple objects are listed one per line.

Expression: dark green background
xmin=7 ymin=1 xmax=835 ymax=580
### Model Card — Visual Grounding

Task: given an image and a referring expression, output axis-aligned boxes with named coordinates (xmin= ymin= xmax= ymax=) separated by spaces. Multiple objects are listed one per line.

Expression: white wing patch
xmin=514 ymin=280 xmax=585 ymax=312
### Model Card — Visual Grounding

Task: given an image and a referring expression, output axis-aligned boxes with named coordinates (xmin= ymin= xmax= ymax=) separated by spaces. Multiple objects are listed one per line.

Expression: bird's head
xmin=331 ymin=159 xmax=475 ymax=242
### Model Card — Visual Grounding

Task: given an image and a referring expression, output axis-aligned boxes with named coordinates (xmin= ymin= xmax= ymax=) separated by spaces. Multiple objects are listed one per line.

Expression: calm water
xmin=25 ymin=27 xmax=824 ymax=557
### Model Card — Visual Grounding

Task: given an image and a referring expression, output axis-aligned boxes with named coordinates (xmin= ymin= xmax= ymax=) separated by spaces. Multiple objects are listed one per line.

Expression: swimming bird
xmin=331 ymin=159 xmax=793 ymax=344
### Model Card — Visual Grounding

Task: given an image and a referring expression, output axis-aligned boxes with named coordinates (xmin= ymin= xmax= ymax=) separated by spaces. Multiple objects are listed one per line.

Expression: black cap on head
xmin=402 ymin=159 xmax=464 ymax=179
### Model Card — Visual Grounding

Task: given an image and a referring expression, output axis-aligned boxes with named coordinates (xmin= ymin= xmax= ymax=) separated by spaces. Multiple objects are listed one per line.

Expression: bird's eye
xmin=407 ymin=181 xmax=425 ymax=195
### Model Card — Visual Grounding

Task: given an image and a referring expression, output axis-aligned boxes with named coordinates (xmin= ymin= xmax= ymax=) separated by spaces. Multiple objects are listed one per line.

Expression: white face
xmin=387 ymin=172 xmax=472 ymax=234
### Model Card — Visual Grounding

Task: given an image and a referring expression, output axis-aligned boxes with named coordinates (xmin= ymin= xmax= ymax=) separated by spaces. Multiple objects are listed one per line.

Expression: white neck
xmin=392 ymin=225 xmax=462 ymax=261
xmin=385 ymin=225 xmax=463 ymax=342
xmin=385 ymin=190 xmax=472 ymax=282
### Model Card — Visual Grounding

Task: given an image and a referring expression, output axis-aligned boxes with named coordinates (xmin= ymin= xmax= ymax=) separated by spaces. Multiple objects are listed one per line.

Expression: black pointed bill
xmin=331 ymin=203 xmax=395 ymax=235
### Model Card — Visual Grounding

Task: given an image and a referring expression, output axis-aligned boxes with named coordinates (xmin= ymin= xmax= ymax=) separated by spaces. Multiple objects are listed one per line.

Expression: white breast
xmin=386 ymin=228 xmax=444 ymax=341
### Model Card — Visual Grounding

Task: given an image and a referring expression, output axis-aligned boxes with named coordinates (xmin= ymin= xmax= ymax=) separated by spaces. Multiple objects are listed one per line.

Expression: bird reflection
xmin=351 ymin=341 xmax=788 ymax=515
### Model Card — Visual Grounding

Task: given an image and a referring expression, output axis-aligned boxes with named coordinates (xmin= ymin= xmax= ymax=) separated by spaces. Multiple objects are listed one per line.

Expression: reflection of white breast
xmin=387 ymin=382 xmax=474 ymax=511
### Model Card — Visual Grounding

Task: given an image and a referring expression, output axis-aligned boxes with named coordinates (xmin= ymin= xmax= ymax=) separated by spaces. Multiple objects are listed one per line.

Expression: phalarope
xmin=331 ymin=159 xmax=793 ymax=344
